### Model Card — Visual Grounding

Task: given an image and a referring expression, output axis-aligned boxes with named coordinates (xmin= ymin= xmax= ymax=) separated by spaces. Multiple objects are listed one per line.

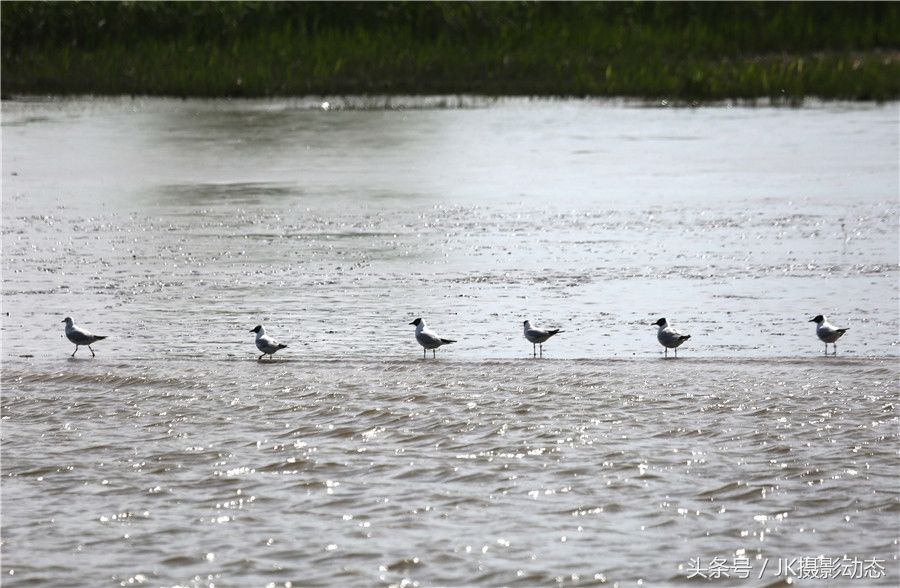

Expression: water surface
xmin=2 ymin=98 xmax=898 ymax=586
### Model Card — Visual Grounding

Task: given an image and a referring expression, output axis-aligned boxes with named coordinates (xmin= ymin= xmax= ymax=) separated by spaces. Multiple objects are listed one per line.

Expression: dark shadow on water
xmin=158 ymin=181 xmax=300 ymax=205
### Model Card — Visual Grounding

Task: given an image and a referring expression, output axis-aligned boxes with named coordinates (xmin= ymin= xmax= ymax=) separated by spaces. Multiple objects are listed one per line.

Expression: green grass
xmin=2 ymin=2 xmax=898 ymax=100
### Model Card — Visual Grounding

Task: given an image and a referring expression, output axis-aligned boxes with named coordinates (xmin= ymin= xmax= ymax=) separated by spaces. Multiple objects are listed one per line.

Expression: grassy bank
xmin=2 ymin=2 xmax=898 ymax=100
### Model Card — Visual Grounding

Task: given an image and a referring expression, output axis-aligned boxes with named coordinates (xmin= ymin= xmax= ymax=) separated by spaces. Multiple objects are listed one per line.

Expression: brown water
xmin=2 ymin=97 xmax=898 ymax=587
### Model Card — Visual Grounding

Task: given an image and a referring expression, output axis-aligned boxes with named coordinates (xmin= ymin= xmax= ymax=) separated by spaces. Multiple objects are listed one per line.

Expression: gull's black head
xmin=62 ymin=317 xmax=72 ymax=324
xmin=809 ymin=315 xmax=824 ymax=324
xmin=409 ymin=318 xmax=422 ymax=326
xmin=250 ymin=325 xmax=262 ymax=333
xmin=654 ymin=318 xmax=667 ymax=327
xmin=523 ymin=320 xmax=530 ymax=326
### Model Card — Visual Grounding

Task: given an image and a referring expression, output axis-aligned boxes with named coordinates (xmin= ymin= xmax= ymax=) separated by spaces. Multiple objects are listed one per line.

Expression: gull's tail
xmin=549 ymin=329 xmax=563 ymax=336
xmin=278 ymin=343 xmax=288 ymax=349
xmin=837 ymin=328 xmax=849 ymax=333
xmin=679 ymin=335 xmax=691 ymax=341
xmin=94 ymin=335 xmax=108 ymax=340
xmin=440 ymin=338 xmax=457 ymax=344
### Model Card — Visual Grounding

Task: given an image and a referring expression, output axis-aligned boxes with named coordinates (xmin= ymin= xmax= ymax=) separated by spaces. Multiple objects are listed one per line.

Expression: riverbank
xmin=2 ymin=2 xmax=899 ymax=100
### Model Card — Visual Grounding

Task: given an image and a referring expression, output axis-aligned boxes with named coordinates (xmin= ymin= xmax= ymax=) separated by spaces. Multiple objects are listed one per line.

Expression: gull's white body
xmin=252 ymin=325 xmax=287 ymax=360
xmin=63 ymin=317 xmax=106 ymax=357
xmin=523 ymin=320 xmax=562 ymax=357
xmin=411 ymin=318 xmax=456 ymax=358
xmin=655 ymin=318 xmax=690 ymax=357
xmin=815 ymin=318 xmax=846 ymax=343
xmin=811 ymin=315 xmax=848 ymax=355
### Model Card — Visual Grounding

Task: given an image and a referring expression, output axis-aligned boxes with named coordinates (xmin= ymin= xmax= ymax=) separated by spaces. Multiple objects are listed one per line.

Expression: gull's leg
xmin=72 ymin=346 xmax=78 ymax=357
xmin=533 ymin=343 xmax=536 ymax=358
xmin=824 ymin=343 xmax=828 ymax=356
xmin=675 ymin=347 xmax=678 ymax=358
xmin=423 ymin=347 xmax=426 ymax=360
xmin=432 ymin=349 xmax=436 ymax=359
xmin=89 ymin=345 xmax=95 ymax=358
xmin=665 ymin=348 xmax=668 ymax=358
xmin=540 ymin=344 xmax=543 ymax=358
xmin=833 ymin=343 xmax=837 ymax=356
xmin=258 ymin=353 xmax=264 ymax=361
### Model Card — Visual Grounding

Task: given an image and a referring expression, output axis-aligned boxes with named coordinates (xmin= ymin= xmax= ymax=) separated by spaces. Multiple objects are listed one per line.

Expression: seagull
xmin=62 ymin=317 xmax=106 ymax=357
xmin=409 ymin=318 xmax=456 ymax=359
xmin=523 ymin=320 xmax=563 ymax=358
xmin=654 ymin=317 xmax=691 ymax=358
xmin=809 ymin=315 xmax=848 ymax=355
xmin=250 ymin=325 xmax=288 ymax=361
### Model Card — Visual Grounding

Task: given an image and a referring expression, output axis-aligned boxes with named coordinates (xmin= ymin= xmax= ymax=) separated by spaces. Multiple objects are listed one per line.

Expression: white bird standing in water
xmin=654 ymin=317 xmax=691 ymax=358
xmin=809 ymin=315 xmax=848 ymax=355
xmin=409 ymin=318 xmax=456 ymax=359
xmin=250 ymin=325 xmax=288 ymax=360
xmin=523 ymin=320 xmax=563 ymax=358
xmin=63 ymin=317 xmax=107 ymax=357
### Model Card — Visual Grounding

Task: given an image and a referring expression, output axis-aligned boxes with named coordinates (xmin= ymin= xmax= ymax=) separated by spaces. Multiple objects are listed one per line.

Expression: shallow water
xmin=2 ymin=97 xmax=898 ymax=587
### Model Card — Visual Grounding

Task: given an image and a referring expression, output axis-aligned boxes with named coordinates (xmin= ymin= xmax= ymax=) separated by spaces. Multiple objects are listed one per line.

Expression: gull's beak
xmin=249 ymin=329 xmax=255 ymax=332
xmin=408 ymin=321 xmax=415 ymax=325
xmin=808 ymin=318 xmax=816 ymax=322
xmin=61 ymin=319 xmax=66 ymax=323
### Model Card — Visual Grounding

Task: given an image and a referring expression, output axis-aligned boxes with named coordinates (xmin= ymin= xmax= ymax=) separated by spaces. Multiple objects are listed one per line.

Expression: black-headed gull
xmin=654 ymin=317 xmax=691 ymax=358
xmin=523 ymin=320 xmax=563 ymax=358
xmin=809 ymin=315 xmax=848 ymax=355
xmin=250 ymin=325 xmax=288 ymax=360
xmin=409 ymin=318 xmax=456 ymax=359
xmin=63 ymin=317 xmax=107 ymax=357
